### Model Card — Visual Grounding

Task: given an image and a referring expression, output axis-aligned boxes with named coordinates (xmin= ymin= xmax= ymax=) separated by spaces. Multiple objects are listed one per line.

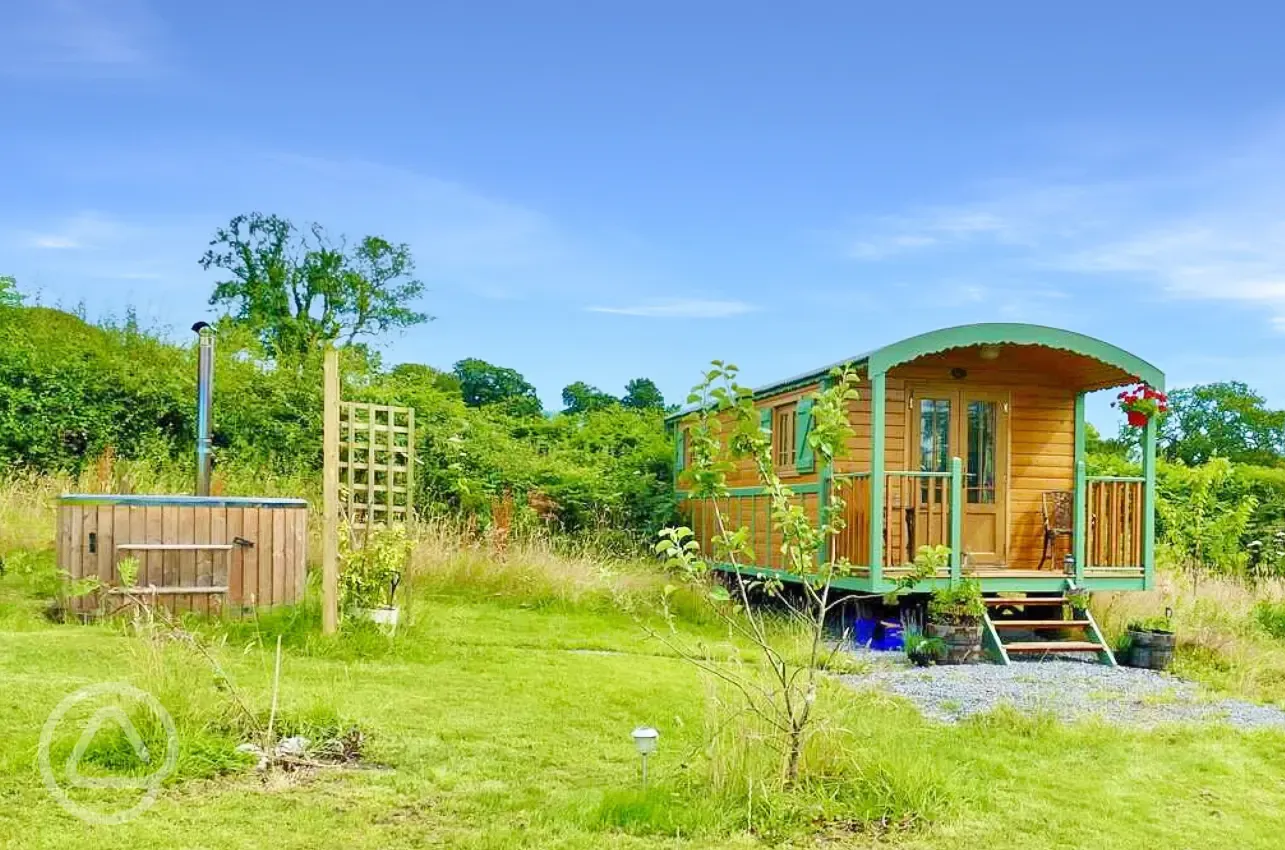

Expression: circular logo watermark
xmin=38 ymin=682 xmax=179 ymax=825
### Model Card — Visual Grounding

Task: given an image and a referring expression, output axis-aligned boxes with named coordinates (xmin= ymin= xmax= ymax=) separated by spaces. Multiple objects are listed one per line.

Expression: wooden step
xmin=1003 ymin=641 xmax=1105 ymax=653
xmin=985 ymin=597 xmax=1066 ymax=606
xmin=991 ymin=619 xmax=1090 ymax=629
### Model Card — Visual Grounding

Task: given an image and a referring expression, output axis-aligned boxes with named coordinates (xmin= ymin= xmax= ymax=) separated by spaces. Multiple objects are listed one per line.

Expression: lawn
xmin=2 ymin=556 xmax=1285 ymax=849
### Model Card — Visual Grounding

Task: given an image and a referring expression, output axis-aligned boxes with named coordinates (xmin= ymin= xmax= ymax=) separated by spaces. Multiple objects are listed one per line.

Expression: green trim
xmin=816 ymin=377 xmax=832 ymax=565
xmin=1083 ymin=607 xmax=1118 ymax=667
xmin=1142 ymin=415 xmax=1158 ymax=590
xmin=795 ymin=398 xmax=816 ymax=473
xmin=981 ymin=610 xmax=1011 ymax=665
xmin=949 ymin=457 xmax=963 ymax=582
xmin=885 ymin=471 xmax=952 ymax=479
xmin=869 ymin=372 xmax=887 ymax=584
xmin=868 ymin=323 xmax=1164 ymax=390
xmin=1073 ymin=391 xmax=1087 ymax=583
xmin=1086 ymin=475 xmax=1146 ymax=483
xmin=676 ymin=482 xmax=823 ymax=500
xmin=707 ymin=563 xmax=1149 ymax=594
xmin=1074 ymin=460 xmax=1087 ymax=583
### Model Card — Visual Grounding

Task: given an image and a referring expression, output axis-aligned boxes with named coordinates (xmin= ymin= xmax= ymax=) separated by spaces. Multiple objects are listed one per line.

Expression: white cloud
xmin=838 ymin=123 xmax=1285 ymax=328
xmin=30 ymin=235 xmax=81 ymax=249
xmin=1 ymin=0 xmax=162 ymax=76
xmin=17 ymin=212 xmax=127 ymax=251
xmin=587 ymin=299 xmax=758 ymax=319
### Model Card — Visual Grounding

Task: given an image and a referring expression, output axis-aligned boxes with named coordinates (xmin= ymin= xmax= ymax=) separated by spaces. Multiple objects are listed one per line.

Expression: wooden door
xmin=958 ymin=391 xmax=1008 ymax=565
xmin=908 ymin=386 xmax=1010 ymax=566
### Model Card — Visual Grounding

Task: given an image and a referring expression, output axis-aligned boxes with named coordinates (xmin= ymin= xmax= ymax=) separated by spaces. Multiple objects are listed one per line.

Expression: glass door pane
xmin=966 ymin=400 xmax=997 ymax=504
xmin=919 ymin=398 xmax=950 ymax=503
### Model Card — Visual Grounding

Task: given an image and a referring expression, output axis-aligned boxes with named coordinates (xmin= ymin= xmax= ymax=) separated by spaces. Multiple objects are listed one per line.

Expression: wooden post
xmin=868 ymin=372 xmax=886 ymax=586
xmin=949 ymin=457 xmax=963 ymax=583
xmin=322 ymin=347 xmax=340 ymax=635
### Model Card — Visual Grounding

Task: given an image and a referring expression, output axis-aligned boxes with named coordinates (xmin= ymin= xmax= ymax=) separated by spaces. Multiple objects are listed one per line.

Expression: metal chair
xmin=1038 ymin=490 xmax=1074 ymax=570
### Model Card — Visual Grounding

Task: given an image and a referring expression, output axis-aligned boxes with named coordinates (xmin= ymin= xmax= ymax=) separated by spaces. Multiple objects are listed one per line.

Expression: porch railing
xmin=831 ymin=461 xmax=964 ymax=582
xmin=1084 ymin=475 xmax=1145 ymax=572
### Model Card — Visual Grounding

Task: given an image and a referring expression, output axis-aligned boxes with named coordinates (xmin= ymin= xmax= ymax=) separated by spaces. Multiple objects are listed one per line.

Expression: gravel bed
xmin=841 ymin=656 xmax=1285 ymax=730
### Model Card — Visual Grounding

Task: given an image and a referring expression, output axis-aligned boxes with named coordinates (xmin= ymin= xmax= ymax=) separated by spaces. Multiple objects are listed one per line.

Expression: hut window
xmin=773 ymin=403 xmax=797 ymax=471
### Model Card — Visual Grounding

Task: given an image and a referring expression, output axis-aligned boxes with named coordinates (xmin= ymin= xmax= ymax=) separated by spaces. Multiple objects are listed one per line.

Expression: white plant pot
xmin=365 ymin=606 xmax=400 ymax=627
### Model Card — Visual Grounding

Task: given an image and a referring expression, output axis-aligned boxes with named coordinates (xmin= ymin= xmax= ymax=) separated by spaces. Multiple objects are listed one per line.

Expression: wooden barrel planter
xmin=57 ymin=494 xmax=310 ymax=616
xmin=927 ymin=621 xmax=982 ymax=664
xmin=1126 ymin=628 xmax=1176 ymax=670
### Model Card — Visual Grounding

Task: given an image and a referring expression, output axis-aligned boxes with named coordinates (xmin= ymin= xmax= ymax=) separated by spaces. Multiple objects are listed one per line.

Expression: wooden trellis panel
xmin=338 ymin=402 xmax=415 ymax=527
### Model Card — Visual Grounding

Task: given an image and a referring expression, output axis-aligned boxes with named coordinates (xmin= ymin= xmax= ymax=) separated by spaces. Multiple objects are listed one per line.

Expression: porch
xmin=675 ymin=323 xmax=1163 ymax=596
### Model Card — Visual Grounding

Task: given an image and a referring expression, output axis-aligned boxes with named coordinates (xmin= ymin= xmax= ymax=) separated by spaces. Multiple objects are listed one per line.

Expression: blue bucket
xmin=852 ymin=617 xmax=877 ymax=647
xmin=872 ymin=622 xmax=904 ymax=651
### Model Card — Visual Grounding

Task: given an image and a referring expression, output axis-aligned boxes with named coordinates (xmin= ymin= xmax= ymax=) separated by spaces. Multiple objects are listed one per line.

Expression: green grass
xmin=4 ymin=550 xmax=1285 ymax=848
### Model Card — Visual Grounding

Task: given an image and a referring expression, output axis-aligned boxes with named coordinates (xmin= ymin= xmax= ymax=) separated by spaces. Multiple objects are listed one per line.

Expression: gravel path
xmin=841 ymin=657 xmax=1285 ymax=730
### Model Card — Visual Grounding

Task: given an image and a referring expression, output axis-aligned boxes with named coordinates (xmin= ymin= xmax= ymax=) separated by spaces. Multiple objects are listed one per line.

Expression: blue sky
xmin=3 ymin=1 xmax=1285 ymax=427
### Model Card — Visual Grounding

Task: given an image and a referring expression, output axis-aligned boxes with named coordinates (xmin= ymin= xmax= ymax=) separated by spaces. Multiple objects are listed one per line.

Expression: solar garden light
xmin=631 ymin=726 xmax=659 ymax=789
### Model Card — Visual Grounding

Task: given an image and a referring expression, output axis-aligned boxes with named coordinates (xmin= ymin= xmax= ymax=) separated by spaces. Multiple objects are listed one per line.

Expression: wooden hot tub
xmin=57 ymin=494 xmax=309 ymax=614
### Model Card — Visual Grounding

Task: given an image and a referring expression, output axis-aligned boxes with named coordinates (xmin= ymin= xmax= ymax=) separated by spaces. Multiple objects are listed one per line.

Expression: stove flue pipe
xmin=192 ymin=321 xmax=215 ymax=496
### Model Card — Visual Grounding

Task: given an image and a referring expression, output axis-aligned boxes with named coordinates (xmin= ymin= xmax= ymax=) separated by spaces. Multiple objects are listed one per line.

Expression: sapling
xmin=654 ymin=362 xmax=928 ymax=784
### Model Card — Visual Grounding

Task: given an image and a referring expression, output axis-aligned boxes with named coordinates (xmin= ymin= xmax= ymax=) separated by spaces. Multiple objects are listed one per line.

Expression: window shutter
xmin=674 ymin=427 xmax=686 ymax=474
xmin=759 ymin=407 xmax=772 ymax=438
xmin=795 ymin=399 xmax=815 ymax=472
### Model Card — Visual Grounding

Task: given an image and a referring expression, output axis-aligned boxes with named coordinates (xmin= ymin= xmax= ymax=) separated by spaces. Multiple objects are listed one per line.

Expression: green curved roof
xmin=866 ymin=323 xmax=1164 ymax=388
xmin=669 ymin=323 xmax=1164 ymax=421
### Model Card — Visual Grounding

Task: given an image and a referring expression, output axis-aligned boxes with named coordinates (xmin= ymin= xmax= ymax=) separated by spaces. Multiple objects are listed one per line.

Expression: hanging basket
xmin=1126 ymin=410 xmax=1149 ymax=428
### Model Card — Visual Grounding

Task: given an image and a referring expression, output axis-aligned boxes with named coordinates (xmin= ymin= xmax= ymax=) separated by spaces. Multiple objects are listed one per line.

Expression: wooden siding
xmin=891 ymin=350 xmax=1078 ymax=569
xmin=675 ymin=345 xmax=1128 ymax=572
xmin=57 ymin=502 xmax=308 ymax=614
xmin=677 ymin=382 xmax=823 ymax=491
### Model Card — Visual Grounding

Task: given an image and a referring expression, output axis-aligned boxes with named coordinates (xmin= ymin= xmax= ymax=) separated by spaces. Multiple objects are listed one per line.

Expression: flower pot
xmin=1125 ymin=628 xmax=1174 ymax=670
xmin=927 ymin=621 xmax=982 ymax=664
xmin=1125 ymin=410 xmax=1149 ymax=428
xmin=361 ymin=606 xmax=400 ymax=630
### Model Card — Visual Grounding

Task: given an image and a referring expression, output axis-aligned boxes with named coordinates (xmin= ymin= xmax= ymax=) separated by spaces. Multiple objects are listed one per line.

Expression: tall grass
xmin=1094 ymin=562 xmax=1285 ymax=704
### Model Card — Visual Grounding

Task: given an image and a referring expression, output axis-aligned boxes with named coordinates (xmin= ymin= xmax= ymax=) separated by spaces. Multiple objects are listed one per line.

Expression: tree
xmin=561 ymin=381 xmax=617 ymax=414
xmin=1159 ymin=382 xmax=1285 ymax=466
xmin=654 ymin=362 xmax=928 ymax=785
xmin=452 ymin=358 xmax=543 ymax=417
xmin=200 ymin=213 xmax=428 ymax=358
xmin=0 ymin=275 xmax=21 ymax=307
xmin=621 ymin=377 xmax=665 ymax=411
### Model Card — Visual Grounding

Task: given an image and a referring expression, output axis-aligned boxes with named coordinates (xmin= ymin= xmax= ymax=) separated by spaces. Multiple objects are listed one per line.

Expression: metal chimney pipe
xmin=192 ymin=321 xmax=215 ymax=496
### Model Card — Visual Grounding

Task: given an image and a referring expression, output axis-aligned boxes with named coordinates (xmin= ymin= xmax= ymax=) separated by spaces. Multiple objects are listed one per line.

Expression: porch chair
xmin=1038 ymin=490 xmax=1074 ymax=570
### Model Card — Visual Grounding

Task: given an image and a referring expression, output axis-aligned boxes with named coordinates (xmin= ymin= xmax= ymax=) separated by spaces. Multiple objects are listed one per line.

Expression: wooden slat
xmin=96 ymin=504 xmax=115 ymax=587
xmin=68 ymin=506 xmax=84 ymax=581
xmin=293 ymin=506 xmax=308 ymax=601
xmin=144 ymin=505 xmax=163 ymax=590
xmin=991 ymin=619 xmax=1090 ymax=628
xmin=227 ymin=507 xmax=244 ymax=610
xmin=117 ymin=543 xmax=234 ymax=551
xmin=258 ymin=508 xmax=273 ymax=607
xmin=242 ymin=508 xmax=260 ymax=606
xmin=176 ymin=505 xmax=194 ymax=614
xmin=111 ymin=504 xmax=129 ymax=584
xmin=193 ymin=505 xmax=211 ymax=616
xmin=272 ymin=508 xmax=287 ymax=605
xmin=985 ymin=597 xmax=1066 ymax=606
xmin=209 ymin=506 xmax=226 ymax=617
xmin=108 ymin=586 xmax=230 ymax=596
xmin=1004 ymin=641 xmax=1104 ymax=653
